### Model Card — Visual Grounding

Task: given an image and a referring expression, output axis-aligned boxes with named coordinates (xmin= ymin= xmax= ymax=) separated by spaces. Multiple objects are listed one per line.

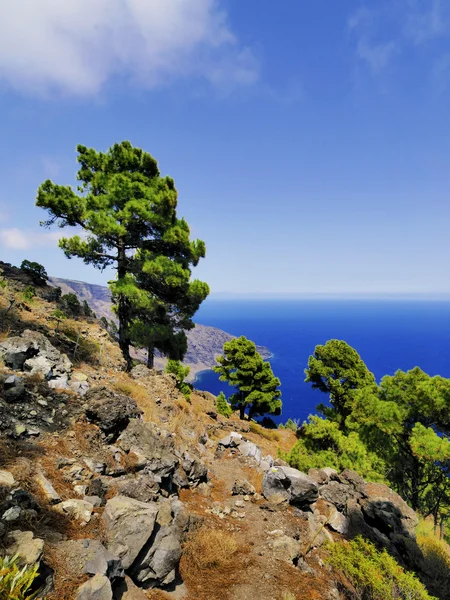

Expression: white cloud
xmin=348 ymin=2 xmax=450 ymax=76
xmin=348 ymin=8 xmax=399 ymax=74
xmin=0 ymin=228 xmax=61 ymax=250
xmin=0 ymin=0 xmax=259 ymax=96
xmin=404 ymin=0 xmax=447 ymax=44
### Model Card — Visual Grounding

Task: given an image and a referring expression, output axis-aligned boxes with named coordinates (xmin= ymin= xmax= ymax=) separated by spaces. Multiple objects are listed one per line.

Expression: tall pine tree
xmin=214 ymin=336 xmax=282 ymax=420
xmin=36 ymin=141 xmax=208 ymax=369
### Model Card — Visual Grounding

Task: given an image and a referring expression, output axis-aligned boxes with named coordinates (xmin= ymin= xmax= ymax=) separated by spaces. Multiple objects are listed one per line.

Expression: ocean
xmin=193 ymin=299 xmax=450 ymax=425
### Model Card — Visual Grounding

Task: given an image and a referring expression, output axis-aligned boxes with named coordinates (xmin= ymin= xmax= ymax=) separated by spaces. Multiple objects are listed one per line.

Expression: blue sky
xmin=0 ymin=0 xmax=449 ymax=296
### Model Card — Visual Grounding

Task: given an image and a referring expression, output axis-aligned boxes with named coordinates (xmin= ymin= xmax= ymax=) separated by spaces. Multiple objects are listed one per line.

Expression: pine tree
xmin=216 ymin=391 xmax=232 ymax=417
xmin=36 ymin=141 xmax=207 ymax=370
xmin=213 ymin=336 xmax=282 ymax=420
xmin=304 ymin=339 xmax=375 ymax=430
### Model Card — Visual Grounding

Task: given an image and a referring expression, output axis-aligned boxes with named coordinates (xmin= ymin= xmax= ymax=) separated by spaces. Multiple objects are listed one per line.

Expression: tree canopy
xmin=214 ymin=336 xmax=282 ymax=420
xmin=304 ymin=339 xmax=376 ymax=429
xmin=36 ymin=141 xmax=208 ymax=369
xmin=298 ymin=339 xmax=450 ymax=526
xmin=20 ymin=260 xmax=48 ymax=285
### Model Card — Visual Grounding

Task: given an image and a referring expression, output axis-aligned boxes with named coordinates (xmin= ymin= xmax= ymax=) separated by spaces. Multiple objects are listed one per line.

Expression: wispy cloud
xmin=404 ymin=0 xmax=447 ymax=44
xmin=348 ymin=1 xmax=450 ymax=76
xmin=0 ymin=228 xmax=61 ymax=250
xmin=0 ymin=0 xmax=259 ymax=97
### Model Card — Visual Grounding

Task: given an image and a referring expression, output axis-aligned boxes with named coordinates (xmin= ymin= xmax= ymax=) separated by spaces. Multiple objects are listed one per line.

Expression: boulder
xmin=308 ymin=467 xmax=338 ymax=485
xmin=75 ymin=574 xmax=112 ymax=600
xmin=85 ymin=388 xmax=142 ymax=441
xmin=232 ymin=478 xmax=256 ymax=496
xmin=182 ymin=452 xmax=208 ymax=485
xmin=115 ymin=474 xmax=160 ymax=503
xmin=3 ymin=375 xmax=25 ymax=402
xmin=319 ymin=481 xmax=360 ymax=513
xmin=218 ymin=432 xmax=242 ymax=448
xmin=360 ymin=482 xmax=418 ymax=538
xmin=262 ymin=468 xmax=290 ymax=503
xmin=57 ymin=499 xmax=94 ymax=524
xmin=7 ymin=530 xmax=44 ymax=564
xmin=267 ymin=533 xmax=301 ymax=563
xmin=52 ymin=539 xmax=123 ymax=580
xmin=281 ymin=467 xmax=319 ymax=506
xmin=238 ymin=441 xmax=262 ymax=464
xmin=102 ymin=496 xmax=158 ymax=569
xmin=0 ymin=330 xmax=72 ymax=384
xmin=131 ymin=525 xmax=182 ymax=586
xmin=117 ymin=420 xmax=178 ymax=480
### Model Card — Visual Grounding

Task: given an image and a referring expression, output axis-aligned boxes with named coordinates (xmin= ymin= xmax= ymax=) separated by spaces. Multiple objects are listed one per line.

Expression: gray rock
xmin=85 ymin=388 xmax=142 ymax=441
xmin=232 ymin=478 xmax=256 ymax=496
xmin=84 ymin=496 xmax=103 ymax=508
xmin=0 ymin=469 xmax=15 ymax=487
xmin=218 ymin=432 xmax=242 ymax=447
xmin=7 ymin=530 xmax=44 ymax=564
xmin=3 ymin=375 xmax=25 ymax=402
xmin=53 ymin=539 xmax=123 ymax=580
xmin=182 ymin=452 xmax=208 ymax=485
xmin=57 ymin=499 xmax=94 ymax=524
xmin=2 ymin=506 xmax=21 ymax=521
xmin=281 ymin=467 xmax=319 ymax=506
xmin=118 ymin=420 xmax=178 ymax=479
xmin=308 ymin=467 xmax=338 ymax=485
xmin=238 ymin=441 xmax=262 ymax=464
xmin=0 ymin=330 xmax=72 ymax=384
xmin=267 ymin=534 xmax=301 ymax=563
xmin=327 ymin=510 xmax=350 ymax=534
xmin=116 ymin=474 xmax=160 ymax=503
xmin=320 ymin=481 xmax=359 ymax=512
xmin=132 ymin=525 xmax=182 ymax=586
xmin=75 ymin=574 xmax=112 ymax=600
xmin=102 ymin=496 xmax=158 ymax=569
xmin=35 ymin=470 xmax=61 ymax=505
xmin=262 ymin=468 xmax=290 ymax=502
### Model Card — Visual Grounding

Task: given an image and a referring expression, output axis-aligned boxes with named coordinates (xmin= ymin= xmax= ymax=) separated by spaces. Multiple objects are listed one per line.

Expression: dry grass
xmin=112 ymin=378 xmax=156 ymax=422
xmin=146 ymin=591 xmax=173 ymax=600
xmin=240 ymin=465 xmax=263 ymax=494
xmin=249 ymin=421 xmax=280 ymax=442
xmin=44 ymin=544 xmax=90 ymax=600
xmin=180 ymin=527 xmax=247 ymax=600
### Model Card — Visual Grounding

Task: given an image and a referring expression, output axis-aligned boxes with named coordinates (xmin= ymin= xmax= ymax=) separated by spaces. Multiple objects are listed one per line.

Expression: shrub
xmin=59 ymin=293 xmax=81 ymax=316
xmin=283 ymin=416 xmax=385 ymax=482
xmin=166 ymin=360 xmax=192 ymax=400
xmin=22 ymin=285 xmax=36 ymax=301
xmin=0 ymin=554 xmax=42 ymax=599
xmin=279 ymin=418 xmax=299 ymax=432
xmin=51 ymin=309 xmax=68 ymax=320
xmin=326 ymin=537 xmax=434 ymax=599
xmin=216 ymin=391 xmax=232 ymax=417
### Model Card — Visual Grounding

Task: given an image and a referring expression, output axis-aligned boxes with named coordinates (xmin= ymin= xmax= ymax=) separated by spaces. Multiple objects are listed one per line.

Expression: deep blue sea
xmin=193 ymin=299 xmax=450 ymax=425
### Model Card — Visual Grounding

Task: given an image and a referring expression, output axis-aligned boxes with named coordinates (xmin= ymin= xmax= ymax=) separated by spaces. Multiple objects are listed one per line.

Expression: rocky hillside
xmin=0 ymin=263 xmax=447 ymax=600
xmin=49 ymin=276 xmax=271 ymax=380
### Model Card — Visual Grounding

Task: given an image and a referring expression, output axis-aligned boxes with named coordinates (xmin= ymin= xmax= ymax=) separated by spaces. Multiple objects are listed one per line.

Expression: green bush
xmin=216 ymin=391 xmax=232 ymax=417
xmin=51 ymin=309 xmax=68 ymax=320
xmin=326 ymin=537 xmax=435 ymax=599
xmin=0 ymin=554 xmax=42 ymax=600
xmin=22 ymin=285 xmax=36 ymax=301
xmin=166 ymin=360 xmax=192 ymax=400
xmin=278 ymin=418 xmax=299 ymax=432
xmin=282 ymin=416 xmax=385 ymax=482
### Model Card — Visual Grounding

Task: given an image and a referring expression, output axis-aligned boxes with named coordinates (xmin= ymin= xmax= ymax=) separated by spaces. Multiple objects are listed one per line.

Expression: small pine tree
xmin=166 ymin=359 xmax=192 ymax=400
xmin=216 ymin=391 xmax=232 ymax=417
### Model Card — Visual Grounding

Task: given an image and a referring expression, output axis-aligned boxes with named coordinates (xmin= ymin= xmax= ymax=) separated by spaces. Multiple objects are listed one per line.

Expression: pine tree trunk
xmin=117 ymin=241 xmax=132 ymax=372
xmin=147 ymin=344 xmax=155 ymax=369
xmin=411 ymin=459 xmax=420 ymax=511
xmin=239 ymin=405 xmax=245 ymax=420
